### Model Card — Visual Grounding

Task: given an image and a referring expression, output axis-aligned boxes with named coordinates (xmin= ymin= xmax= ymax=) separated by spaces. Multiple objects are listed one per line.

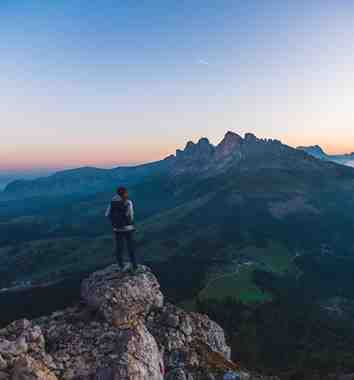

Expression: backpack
xmin=109 ymin=200 xmax=130 ymax=229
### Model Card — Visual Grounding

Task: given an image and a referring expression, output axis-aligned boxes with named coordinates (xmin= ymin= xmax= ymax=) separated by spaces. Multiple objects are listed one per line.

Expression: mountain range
xmin=1 ymin=131 xmax=349 ymax=200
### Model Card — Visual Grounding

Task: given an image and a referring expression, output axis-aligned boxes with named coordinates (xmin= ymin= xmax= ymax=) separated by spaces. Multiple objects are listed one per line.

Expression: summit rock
xmin=0 ymin=265 xmax=277 ymax=380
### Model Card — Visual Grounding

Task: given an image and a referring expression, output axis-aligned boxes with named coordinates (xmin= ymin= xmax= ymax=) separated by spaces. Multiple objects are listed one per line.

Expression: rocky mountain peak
xmin=216 ymin=131 xmax=243 ymax=160
xmin=224 ymin=131 xmax=242 ymax=142
xmin=197 ymin=137 xmax=212 ymax=146
xmin=184 ymin=141 xmax=195 ymax=151
xmin=174 ymin=137 xmax=215 ymax=169
xmin=0 ymin=264 xmax=274 ymax=380
xmin=244 ymin=133 xmax=258 ymax=143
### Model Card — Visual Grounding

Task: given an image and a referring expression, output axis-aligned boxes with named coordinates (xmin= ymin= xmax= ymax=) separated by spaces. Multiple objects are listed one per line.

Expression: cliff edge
xmin=0 ymin=265 xmax=277 ymax=380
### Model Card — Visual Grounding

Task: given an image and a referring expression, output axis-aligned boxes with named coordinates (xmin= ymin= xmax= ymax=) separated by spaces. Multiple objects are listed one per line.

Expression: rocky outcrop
xmin=0 ymin=265 xmax=275 ymax=380
xmin=147 ymin=303 xmax=240 ymax=380
xmin=0 ymin=319 xmax=54 ymax=380
xmin=81 ymin=265 xmax=163 ymax=328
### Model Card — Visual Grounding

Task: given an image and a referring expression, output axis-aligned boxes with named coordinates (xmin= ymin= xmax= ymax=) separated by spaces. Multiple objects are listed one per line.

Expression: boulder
xmin=81 ymin=265 xmax=163 ymax=327
xmin=33 ymin=307 xmax=163 ymax=380
xmin=108 ymin=323 xmax=163 ymax=380
xmin=147 ymin=303 xmax=234 ymax=378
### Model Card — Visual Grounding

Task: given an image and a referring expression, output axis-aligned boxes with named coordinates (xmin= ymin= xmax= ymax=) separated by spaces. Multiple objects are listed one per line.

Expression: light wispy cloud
xmin=197 ymin=59 xmax=209 ymax=66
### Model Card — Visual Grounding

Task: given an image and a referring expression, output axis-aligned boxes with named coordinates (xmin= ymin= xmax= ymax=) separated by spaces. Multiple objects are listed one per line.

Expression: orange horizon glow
xmin=1 ymin=136 xmax=353 ymax=173
xmin=0 ymin=145 xmax=174 ymax=172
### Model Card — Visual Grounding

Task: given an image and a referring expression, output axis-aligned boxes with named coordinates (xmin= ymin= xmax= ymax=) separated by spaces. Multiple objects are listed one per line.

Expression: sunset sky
xmin=1 ymin=1 xmax=354 ymax=172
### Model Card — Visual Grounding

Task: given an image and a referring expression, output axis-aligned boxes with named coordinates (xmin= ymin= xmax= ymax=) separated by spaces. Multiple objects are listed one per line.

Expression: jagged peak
xmin=224 ymin=130 xmax=242 ymax=140
xmin=183 ymin=137 xmax=213 ymax=151
xmin=244 ymin=132 xmax=258 ymax=142
xmin=218 ymin=131 xmax=243 ymax=145
xmin=215 ymin=131 xmax=243 ymax=159
xmin=185 ymin=140 xmax=195 ymax=150
xmin=197 ymin=137 xmax=212 ymax=146
xmin=175 ymin=137 xmax=215 ymax=162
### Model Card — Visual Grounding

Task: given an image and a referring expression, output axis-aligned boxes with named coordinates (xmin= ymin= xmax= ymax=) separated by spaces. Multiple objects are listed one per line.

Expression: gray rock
xmin=0 ymin=320 xmax=31 ymax=339
xmin=110 ymin=323 xmax=163 ymax=380
xmin=147 ymin=303 xmax=231 ymax=369
xmin=0 ymin=355 xmax=7 ymax=370
xmin=81 ymin=265 xmax=163 ymax=327
xmin=0 ymin=338 xmax=27 ymax=357
xmin=12 ymin=355 xmax=58 ymax=380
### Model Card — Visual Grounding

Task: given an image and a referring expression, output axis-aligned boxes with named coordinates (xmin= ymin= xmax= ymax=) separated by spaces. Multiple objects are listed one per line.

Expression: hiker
xmin=105 ymin=186 xmax=137 ymax=270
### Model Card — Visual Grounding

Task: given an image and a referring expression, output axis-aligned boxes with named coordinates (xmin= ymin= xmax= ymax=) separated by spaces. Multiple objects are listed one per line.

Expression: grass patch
xmin=236 ymin=241 xmax=295 ymax=274
xmin=197 ymin=241 xmax=295 ymax=305
xmin=199 ymin=266 xmax=272 ymax=305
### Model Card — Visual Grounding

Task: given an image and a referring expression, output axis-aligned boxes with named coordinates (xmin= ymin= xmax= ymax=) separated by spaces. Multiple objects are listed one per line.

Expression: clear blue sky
xmin=1 ymin=0 xmax=354 ymax=172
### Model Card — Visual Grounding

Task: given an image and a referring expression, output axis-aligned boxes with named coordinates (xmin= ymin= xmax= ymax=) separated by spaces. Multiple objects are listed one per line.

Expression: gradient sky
xmin=1 ymin=0 xmax=354 ymax=172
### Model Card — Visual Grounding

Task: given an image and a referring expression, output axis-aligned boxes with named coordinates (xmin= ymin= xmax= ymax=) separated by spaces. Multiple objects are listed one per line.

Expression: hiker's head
xmin=117 ymin=186 xmax=128 ymax=200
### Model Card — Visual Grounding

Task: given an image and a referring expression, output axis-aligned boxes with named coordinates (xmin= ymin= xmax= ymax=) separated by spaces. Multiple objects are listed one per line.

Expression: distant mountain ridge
xmin=1 ymin=160 xmax=171 ymax=200
xmin=298 ymin=145 xmax=354 ymax=167
xmin=172 ymin=131 xmax=335 ymax=175
xmin=2 ymin=131 xmax=352 ymax=200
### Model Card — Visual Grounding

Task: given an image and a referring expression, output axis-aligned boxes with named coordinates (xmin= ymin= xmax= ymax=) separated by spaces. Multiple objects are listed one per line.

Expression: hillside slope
xmin=0 ymin=160 xmax=172 ymax=200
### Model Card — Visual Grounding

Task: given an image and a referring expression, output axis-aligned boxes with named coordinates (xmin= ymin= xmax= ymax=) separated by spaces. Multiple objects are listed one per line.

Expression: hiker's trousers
xmin=114 ymin=230 xmax=137 ymax=269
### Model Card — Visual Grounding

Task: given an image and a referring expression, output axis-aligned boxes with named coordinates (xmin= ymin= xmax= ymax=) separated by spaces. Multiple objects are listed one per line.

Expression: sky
xmin=1 ymin=0 xmax=354 ymax=173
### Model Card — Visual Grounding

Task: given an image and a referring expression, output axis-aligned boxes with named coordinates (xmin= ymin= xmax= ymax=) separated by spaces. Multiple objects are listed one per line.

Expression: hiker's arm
xmin=105 ymin=204 xmax=111 ymax=218
xmin=127 ymin=201 xmax=134 ymax=223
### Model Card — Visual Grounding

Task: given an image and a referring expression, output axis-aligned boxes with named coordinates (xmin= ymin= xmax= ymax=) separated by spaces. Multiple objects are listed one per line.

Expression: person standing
xmin=105 ymin=186 xmax=137 ymax=270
